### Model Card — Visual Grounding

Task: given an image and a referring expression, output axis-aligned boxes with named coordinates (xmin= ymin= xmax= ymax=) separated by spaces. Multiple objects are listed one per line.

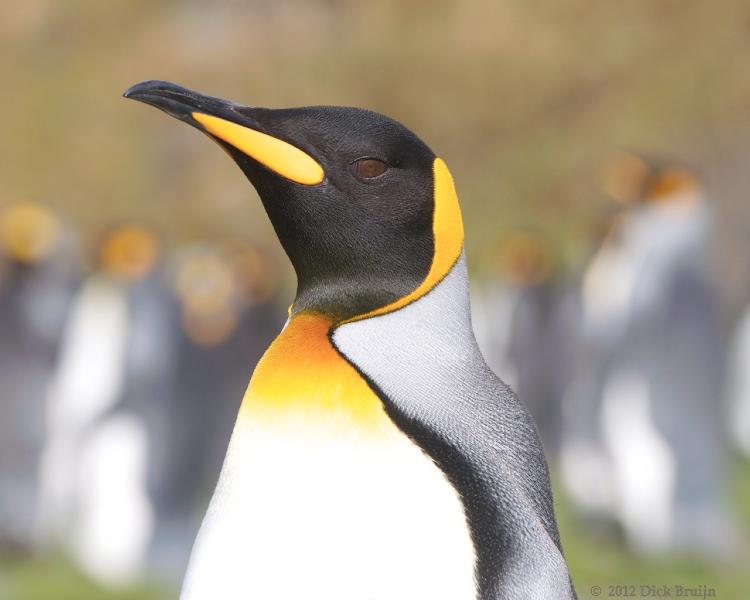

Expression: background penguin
xmin=37 ymin=223 xmax=180 ymax=585
xmin=152 ymin=240 xmax=283 ymax=579
xmin=562 ymin=156 xmax=735 ymax=556
xmin=617 ymin=166 xmax=733 ymax=557
xmin=0 ymin=201 xmax=79 ymax=554
xmin=472 ymin=232 xmax=573 ymax=458
xmin=179 ymin=239 xmax=284 ymax=486
xmin=559 ymin=205 xmax=630 ymax=526
xmin=560 ymin=154 xmax=665 ymax=529
xmin=125 ymin=80 xmax=577 ymax=600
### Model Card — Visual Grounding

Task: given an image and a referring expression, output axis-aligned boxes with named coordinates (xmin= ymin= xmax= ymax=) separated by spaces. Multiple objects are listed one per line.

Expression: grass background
xmin=2 ymin=1 xmax=749 ymax=598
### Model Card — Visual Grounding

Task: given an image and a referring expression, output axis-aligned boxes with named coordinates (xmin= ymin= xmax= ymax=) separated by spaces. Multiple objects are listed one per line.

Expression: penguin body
xmin=38 ymin=225 xmax=180 ymax=584
xmin=472 ymin=235 xmax=573 ymax=458
xmin=125 ymin=81 xmax=576 ymax=600
xmin=183 ymin=311 xmax=476 ymax=600
xmin=619 ymin=193 xmax=730 ymax=555
xmin=563 ymin=166 xmax=733 ymax=555
xmin=0 ymin=203 xmax=78 ymax=552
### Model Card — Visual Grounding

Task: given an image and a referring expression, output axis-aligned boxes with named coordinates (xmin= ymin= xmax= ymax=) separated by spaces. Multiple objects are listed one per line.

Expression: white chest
xmin=181 ymin=414 xmax=477 ymax=600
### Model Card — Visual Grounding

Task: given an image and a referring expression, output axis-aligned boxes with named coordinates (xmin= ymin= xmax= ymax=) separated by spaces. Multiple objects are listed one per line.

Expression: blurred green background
xmin=2 ymin=1 xmax=749 ymax=598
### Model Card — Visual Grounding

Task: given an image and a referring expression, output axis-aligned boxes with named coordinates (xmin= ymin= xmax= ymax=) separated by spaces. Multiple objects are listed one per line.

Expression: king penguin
xmin=0 ymin=201 xmax=78 ymax=553
xmin=124 ymin=80 xmax=577 ymax=600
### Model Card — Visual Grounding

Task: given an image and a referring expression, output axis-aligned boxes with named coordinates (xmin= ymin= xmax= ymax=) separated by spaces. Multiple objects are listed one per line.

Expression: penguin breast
xmin=181 ymin=314 xmax=477 ymax=600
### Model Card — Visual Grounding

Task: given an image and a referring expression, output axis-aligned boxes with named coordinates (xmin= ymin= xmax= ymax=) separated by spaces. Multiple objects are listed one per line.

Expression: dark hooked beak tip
xmin=123 ymin=80 xmax=242 ymax=123
xmin=123 ymin=79 xmax=173 ymax=99
xmin=123 ymin=80 xmax=196 ymax=104
xmin=124 ymin=81 xmax=326 ymax=186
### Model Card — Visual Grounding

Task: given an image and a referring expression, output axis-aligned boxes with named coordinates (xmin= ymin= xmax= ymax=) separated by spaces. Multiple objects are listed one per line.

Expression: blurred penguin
xmin=0 ymin=201 xmax=79 ymax=554
xmin=472 ymin=232 xmax=572 ymax=457
xmin=560 ymin=205 xmax=634 ymax=528
xmin=151 ymin=240 xmax=284 ymax=580
xmin=564 ymin=154 xmax=734 ymax=557
xmin=624 ymin=166 xmax=731 ymax=557
xmin=200 ymin=239 xmax=285 ymax=479
xmin=37 ymin=223 xmax=179 ymax=585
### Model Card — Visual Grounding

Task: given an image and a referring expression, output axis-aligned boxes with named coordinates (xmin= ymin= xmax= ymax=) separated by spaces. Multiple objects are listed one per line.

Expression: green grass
xmin=0 ymin=553 xmax=171 ymax=600
xmin=559 ymin=459 xmax=750 ymax=600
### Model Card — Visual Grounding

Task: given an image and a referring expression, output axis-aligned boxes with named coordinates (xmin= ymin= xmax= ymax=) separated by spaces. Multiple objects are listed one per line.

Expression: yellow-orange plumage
xmin=240 ymin=313 xmax=389 ymax=430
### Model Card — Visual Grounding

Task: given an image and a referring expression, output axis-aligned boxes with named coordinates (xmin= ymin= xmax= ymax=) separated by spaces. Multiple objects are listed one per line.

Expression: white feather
xmin=181 ymin=413 xmax=477 ymax=600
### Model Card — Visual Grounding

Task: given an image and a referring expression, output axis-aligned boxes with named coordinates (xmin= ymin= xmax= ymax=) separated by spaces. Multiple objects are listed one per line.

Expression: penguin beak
xmin=123 ymin=80 xmax=324 ymax=186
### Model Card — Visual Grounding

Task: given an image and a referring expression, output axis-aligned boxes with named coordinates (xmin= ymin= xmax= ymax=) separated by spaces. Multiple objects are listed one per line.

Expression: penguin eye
xmin=352 ymin=158 xmax=388 ymax=180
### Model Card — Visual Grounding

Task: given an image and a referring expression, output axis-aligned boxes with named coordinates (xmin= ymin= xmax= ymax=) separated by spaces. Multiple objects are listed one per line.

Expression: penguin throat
xmin=239 ymin=313 xmax=389 ymax=429
xmin=289 ymin=275 xmax=415 ymax=324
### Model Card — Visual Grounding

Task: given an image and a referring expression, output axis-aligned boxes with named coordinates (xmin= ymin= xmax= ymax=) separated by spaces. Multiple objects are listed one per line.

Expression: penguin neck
xmin=239 ymin=255 xmax=475 ymax=426
xmin=288 ymin=266 xmax=431 ymax=324
xmin=353 ymin=251 xmax=475 ymax=334
xmin=343 ymin=252 xmax=479 ymax=359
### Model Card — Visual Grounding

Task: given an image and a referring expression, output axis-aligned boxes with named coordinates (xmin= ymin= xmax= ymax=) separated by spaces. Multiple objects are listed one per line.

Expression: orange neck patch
xmin=240 ymin=313 xmax=389 ymax=429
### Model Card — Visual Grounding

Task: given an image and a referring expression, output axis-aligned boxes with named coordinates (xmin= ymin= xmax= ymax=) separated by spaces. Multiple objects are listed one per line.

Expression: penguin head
xmin=600 ymin=152 xmax=702 ymax=208
xmin=643 ymin=167 xmax=701 ymax=206
xmin=172 ymin=243 xmax=240 ymax=348
xmin=124 ymin=81 xmax=463 ymax=322
xmin=97 ymin=223 xmax=161 ymax=282
xmin=490 ymin=232 xmax=552 ymax=286
xmin=0 ymin=201 xmax=62 ymax=265
xmin=600 ymin=152 xmax=652 ymax=205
